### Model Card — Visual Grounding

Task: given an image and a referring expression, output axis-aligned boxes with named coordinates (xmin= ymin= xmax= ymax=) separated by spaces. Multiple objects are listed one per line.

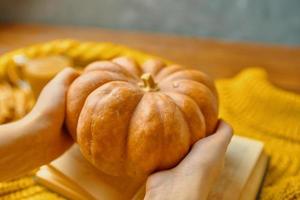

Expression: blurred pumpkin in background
xmin=66 ymin=56 xmax=218 ymax=177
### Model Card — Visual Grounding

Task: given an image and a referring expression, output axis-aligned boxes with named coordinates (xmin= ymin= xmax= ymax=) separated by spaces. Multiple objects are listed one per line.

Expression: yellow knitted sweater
xmin=217 ymin=68 xmax=300 ymax=199
xmin=0 ymin=40 xmax=299 ymax=199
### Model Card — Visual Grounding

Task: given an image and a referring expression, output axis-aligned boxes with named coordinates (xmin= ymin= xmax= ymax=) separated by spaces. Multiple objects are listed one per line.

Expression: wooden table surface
xmin=0 ymin=23 xmax=299 ymax=93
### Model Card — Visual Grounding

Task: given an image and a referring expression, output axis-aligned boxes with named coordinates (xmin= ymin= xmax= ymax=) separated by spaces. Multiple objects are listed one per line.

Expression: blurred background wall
xmin=0 ymin=0 xmax=299 ymax=45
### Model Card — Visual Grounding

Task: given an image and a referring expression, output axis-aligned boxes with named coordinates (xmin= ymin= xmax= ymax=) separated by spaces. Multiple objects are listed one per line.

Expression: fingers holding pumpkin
xmin=32 ymin=68 xmax=78 ymax=114
xmin=191 ymin=120 xmax=233 ymax=158
xmin=48 ymin=67 xmax=79 ymax=87
xmin=208 ymin=120 xmax=233 ymax=154
xmin=175 ymin=120 xmax=233 ymax=174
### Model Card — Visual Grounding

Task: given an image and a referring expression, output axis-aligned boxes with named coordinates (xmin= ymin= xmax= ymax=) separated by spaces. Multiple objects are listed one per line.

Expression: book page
xmin=36 ymin=136 xmax=264 ymax=200
xmin=208 ymin=136 xmax=264 ymax=200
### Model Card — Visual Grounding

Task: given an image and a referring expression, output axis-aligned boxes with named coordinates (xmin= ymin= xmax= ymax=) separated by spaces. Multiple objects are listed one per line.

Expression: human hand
xmin=143 ymin=121 xmax=233 ymax=200
xmin=24 ymin=68 xmax=79 ymax=163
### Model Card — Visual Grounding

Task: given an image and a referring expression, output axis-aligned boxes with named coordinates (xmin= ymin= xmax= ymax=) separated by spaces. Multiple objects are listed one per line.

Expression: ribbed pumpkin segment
xmin=66 ymin=71 xmax=132 ymax=139
xmin=112 ymin=57 xmax=142 ymax=78
xmin=165 ymin=92 xmax=206 ymax=143
xmin=126 ymin=93 xmax=191 ymax=176
xmin=159 ymin=79 xmax=218 ymax=135
xmin=77 ymin=82 xmax=143 ymax=176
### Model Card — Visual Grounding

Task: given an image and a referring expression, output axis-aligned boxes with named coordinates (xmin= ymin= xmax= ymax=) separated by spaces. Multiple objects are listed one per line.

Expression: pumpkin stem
xmin=140 ymin=73 xmax=159 ymax=92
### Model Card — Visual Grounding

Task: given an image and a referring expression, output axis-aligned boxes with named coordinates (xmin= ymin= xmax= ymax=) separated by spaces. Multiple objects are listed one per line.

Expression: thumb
xmin=31 ymin=68 xmax=79 ymax=114
xmin=37 ymin=68 xmax=78 ymax=102
xmin=175 ymin=120 xmax=233 ymax=173
xmin=43 ymin=67 xmax=79 ymax=91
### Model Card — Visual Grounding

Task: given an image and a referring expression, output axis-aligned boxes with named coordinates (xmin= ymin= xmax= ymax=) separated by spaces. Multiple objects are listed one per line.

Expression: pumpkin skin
xmin=66 ymin=57 xmax=218 ymax=177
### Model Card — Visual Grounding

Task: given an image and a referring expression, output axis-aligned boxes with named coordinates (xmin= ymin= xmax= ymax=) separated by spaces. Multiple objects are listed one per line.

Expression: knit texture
xmin=217 ymin=68 xmax=300 ymax=200
xmin=1 ymin=40 xmax=299 ymax=199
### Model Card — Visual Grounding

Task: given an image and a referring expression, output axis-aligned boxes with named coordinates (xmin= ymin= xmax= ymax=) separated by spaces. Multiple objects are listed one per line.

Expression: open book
xmin=36 ymin=136 xmax=268 ymax=200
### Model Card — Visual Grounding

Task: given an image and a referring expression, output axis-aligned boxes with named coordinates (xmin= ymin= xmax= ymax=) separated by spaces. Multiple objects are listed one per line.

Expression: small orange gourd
xmin=66 ymin=57 xmax=218 ymax=177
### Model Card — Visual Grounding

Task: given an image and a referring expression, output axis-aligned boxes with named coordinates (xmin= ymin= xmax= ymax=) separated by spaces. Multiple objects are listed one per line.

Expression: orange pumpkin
xmin=66 ymin=57 xmax=218 ymax=177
